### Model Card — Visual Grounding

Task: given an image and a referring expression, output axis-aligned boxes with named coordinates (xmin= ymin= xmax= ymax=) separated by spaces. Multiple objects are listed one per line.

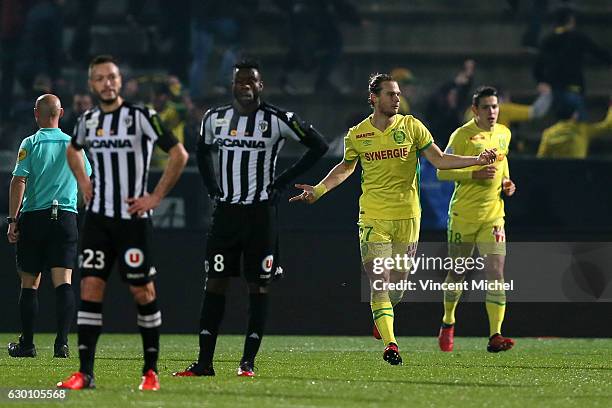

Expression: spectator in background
xmin=275 ymin=0 xmax=362 ymax=95
xmin=0 ymin=0 xmax=30 ymax=121
xmin=60 ymin=92 xmax=93 ymax=135
xmin=422 ymin=60 xmax=476 ymax=230
xmin=425 ymin=60 xmax=475 ymax=149
xmin=68 ymin=0 xmax=98 ymax=64
xmin=16 ymin=0 xmax=64 ymax=95
xmin=537 ymin=98 xmax=612 ymax=159
xmin=149 ymin=82 xmax=188 ymax=168
xmin=534 ymin=6 xmax=612 ymax=121
xmin=390 ymin=67 xmax=416 ymax=115
xmin=189 ymin=0 xmax=258 ymax=99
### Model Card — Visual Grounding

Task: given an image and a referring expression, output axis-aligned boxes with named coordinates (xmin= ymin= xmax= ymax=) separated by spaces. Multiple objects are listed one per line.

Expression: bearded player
xmin=290 ymin=74 xmax=497 ymax=365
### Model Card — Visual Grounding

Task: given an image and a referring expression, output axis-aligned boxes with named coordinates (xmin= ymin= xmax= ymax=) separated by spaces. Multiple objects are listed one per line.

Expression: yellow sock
xmin=371 ymin=301 xmax=396 ymax=345
xmin=485 ymin=287 xmax=506 ymax=336
xmin=442 ymin=284 xmax=463 ymax=326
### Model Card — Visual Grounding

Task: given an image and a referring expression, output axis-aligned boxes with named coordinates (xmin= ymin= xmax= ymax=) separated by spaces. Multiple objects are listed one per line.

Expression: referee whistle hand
xmin=289 ymin=184 xmax=316 ymax=204
xmin=7 ymin=224 xmax=19 ymax=243
xmin=126 ymin=193 xmax=161 ymax=217
xmin=472 ymin=165 xmax=497 ymax=180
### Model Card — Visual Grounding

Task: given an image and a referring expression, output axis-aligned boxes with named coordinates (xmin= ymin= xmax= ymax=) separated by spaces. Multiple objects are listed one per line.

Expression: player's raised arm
xmin=289 ymin=159 xmax=357 ymax=204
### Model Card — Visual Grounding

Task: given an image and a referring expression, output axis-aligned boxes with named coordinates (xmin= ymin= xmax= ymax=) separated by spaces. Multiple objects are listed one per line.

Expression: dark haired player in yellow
xmin=290 ymin=74 xmax=497 ymax=365
xmin=437 ymin=86 xmax=516 ymax=353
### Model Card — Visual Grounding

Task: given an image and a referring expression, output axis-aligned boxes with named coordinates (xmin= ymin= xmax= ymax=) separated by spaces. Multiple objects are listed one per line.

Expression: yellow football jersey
xmin=344 ymin=114 xmax=433 ymax=220
xmin=537 ymin=107 xmax=612 ymax=159
xmin=438 ymin=119 xmax=511 ymax=223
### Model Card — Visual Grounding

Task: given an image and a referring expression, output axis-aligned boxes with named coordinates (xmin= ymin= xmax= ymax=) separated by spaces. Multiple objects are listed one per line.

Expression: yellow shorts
xmin=358 ymin=217 xmax=420 ymax=266
xmin=447 ymin=217 xmax=506 ymax=257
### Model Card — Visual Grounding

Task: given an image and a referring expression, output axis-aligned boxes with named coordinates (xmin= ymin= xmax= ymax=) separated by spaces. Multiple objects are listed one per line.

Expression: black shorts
xmin=15 ymin=209 xmax=78 ymax=274
xmin=79 ymin=212 xmax=156 ymax=286
xmin=206 ymin=202 xmax=276 ymax=286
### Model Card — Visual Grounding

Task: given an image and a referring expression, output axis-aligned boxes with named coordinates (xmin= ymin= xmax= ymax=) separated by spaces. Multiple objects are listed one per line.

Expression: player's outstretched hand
xmin=476 ymin=148 xmax=497 ymax=165
xmin=126 ymin=193 xmax=162 ymax=217
xmin=503 ymin=178 xmax=516 ymax=196
xmin=472 ymin=165 xmax=497 ymax=180
xmin=289 ymin=184 xmax=317 ymax=204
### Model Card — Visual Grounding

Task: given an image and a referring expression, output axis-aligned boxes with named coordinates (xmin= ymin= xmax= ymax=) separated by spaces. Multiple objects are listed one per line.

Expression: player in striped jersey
xmin=57 ymin=55 xmax=188 ymax=391
xmin=173 ymin=59 xmax=328 ymax=378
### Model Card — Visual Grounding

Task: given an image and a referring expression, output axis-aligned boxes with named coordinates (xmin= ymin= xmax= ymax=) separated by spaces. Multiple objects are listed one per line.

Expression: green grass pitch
xmin=0 ymin=334 xmax=610 ymax=407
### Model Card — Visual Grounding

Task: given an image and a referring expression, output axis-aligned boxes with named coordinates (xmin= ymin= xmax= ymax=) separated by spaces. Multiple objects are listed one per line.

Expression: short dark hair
xmin=368 ymin=73 xmax=395 ymax=107
xmin=88 ymin=55 xmax=119 ymax=77
xmin=554 ymin=6 xmax=575 ymax=27
xmin=234 ymin=58 xmax=261 ymax=72
xmin=472 ymin=86 xmax=498 ymax=106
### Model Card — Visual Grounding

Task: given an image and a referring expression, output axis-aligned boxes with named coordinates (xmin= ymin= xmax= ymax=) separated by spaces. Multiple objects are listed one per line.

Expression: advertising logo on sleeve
xmin=17 ymin=149 xmax=27 ymax=161
xmin=125 ymin=248 xmax=145 ymax=268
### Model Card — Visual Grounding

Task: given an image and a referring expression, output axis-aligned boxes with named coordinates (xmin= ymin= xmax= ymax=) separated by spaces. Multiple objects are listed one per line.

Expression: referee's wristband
xmin=312 ymin=183 xmax=328 ymax=200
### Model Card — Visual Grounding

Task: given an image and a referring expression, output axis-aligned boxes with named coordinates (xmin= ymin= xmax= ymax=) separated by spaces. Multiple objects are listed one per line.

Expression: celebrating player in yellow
xmin=290 ymin=74 xmax=497 ymax=365
xmin=437 ymin=86 xmax=516 ymax=353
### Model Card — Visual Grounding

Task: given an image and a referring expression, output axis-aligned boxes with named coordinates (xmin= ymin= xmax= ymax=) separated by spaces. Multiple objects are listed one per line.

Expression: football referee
xmin=7 ymin=94 xmax=91 ymax=359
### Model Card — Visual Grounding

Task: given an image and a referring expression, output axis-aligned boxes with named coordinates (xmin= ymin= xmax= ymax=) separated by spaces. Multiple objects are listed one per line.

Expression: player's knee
xmin=20 ymin=273 xmax=39 ymax=290
xmin=80 ymin=276 xmax=106 ymax=302
xmin=247 ymin=282 xmax=268 ymax=294
xmin=485 ymin=255 xmax=505 ymax=280
xmin=205 ymin=278 xmax=229 ymax=294
xmin=129 ymin=282 xmax=156 ymax=304
xmin=51 ymin=268 xmax=72 ymax=287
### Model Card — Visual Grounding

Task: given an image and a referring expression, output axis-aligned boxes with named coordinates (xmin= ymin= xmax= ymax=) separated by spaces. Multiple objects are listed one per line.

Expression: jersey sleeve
xmin=584 ymin=106 xmax=612 ymax=139
xmin=411 ymin=117 xmax=434 ymax=151
xmin=12 ymin=138 xmax=32 ymax=177
xmin=140 ymin=107 xmax=179 ymax=152
xmin=71 ymin=114 xmax=87 ymax=150
xmin=277 ymin=110 xmax=310 ymax=142
xmin=201 ymin=109 xmax=215 ymax=145
xmin=343 ymin=131 xmax=358 ymax=162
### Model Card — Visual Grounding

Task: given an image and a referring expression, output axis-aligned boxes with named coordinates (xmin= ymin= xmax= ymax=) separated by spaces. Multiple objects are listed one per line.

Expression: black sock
xmin=55 ymin=284 xmax=75 ymax=346
xmin=137 ymin=299 xmax=161 ymax=374
xmin=198 ymin=292 xmax=226 ymax=367
xmin=77 ymin=300 xmax=103 ymax=376
xmin=19 ymin=288 xmax=38 ymax=346
xmin=241 ymin=293 xmax=269 ymax=364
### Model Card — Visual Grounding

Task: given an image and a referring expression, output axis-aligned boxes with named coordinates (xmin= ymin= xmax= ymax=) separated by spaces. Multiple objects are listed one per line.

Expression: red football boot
xmin=139 ymin=369 xmax=160 ymax=391
xmin=237 ymin=361 xmax=255 ymax=377
xmin=373 ymin=324 xmax=382 ymax=340
xmin=56 ymin=372 xmax=95 ymax=390
xmin=438 ymin=324 xmax=455 ymax=352
xmin=487 ymin=334 xmax=515 ymax=353
xmin=172 ymin=362 xmax=215 ymax=377
xmin=383 ymin=343 xmax=403 ymax=365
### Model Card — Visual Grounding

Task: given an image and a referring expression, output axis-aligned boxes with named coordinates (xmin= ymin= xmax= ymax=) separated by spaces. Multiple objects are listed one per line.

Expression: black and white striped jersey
xmin=72 ymin=102 xmax=178 ymax=219
xmin=200 ymin=102 xmax=319 ymax=204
